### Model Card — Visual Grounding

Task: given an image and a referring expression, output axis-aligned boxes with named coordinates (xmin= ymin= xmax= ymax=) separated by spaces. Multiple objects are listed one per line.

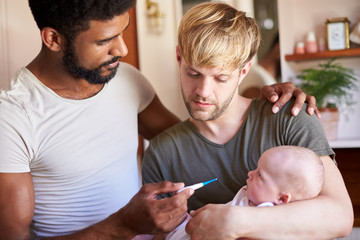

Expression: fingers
xmin=157 ymin=188 xmax=194 ymax=213
xmin=141 ymin=181 xmax=185 ymax=197
xmin=305 ymin=95 xmax=321 ymax=118
xmin=260 ymin=84 xmax=279 ymax=103
xmin=289 ymin=88 xmax=306 ymax=116
xmin=260 ymin=82 xmax=322 ymax=118
xmin=122 ymin=181 xmax=193 ymax=235
xmin=140 ymin=182 xmax=194 ymax=233
xmin=270 ymin=82 xmax=295 ymax=114
xmin=314 ymin=108 xmax=321 ymax=119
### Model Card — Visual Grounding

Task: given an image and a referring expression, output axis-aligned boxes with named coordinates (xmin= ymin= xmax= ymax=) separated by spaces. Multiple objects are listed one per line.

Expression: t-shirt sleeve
xmin=0 ymin=98 xmax=33 ymax=172
xmin=120 ymin=63 xmax=155 ymax=113
xmin=279 ymin=101 xmax=335 ymax=159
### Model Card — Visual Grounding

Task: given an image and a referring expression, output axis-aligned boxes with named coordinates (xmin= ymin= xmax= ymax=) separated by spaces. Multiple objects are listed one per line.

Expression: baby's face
xmin=246 ymin=151 xmax=281 ymax=205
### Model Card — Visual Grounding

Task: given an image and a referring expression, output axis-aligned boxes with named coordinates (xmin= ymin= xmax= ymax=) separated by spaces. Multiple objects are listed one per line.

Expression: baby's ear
xmin=276 ymin=192 xmax=292 ymax=204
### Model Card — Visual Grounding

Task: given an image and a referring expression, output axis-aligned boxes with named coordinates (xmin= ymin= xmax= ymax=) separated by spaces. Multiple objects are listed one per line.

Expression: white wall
xmin=278 ymin=0 xmax=360 ymax=145
xmin=0 ymin=0 xmax=41 ymax=88
xmin=136 ymin=0 xmax=188 ymax=120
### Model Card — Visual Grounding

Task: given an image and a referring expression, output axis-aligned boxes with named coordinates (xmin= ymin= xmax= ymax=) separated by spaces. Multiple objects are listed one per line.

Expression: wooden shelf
xmin=329 ymin=139 xmax=360 ymax=149
xmin=285 ymin=48 xmax=360 ymax=61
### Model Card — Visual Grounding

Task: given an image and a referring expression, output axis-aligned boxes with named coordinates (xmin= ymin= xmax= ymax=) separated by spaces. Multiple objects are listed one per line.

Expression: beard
xmin=182 ymin=87 xmax=236 ymax=121
xmin=62 ymin=42 xmax=120 ymax=85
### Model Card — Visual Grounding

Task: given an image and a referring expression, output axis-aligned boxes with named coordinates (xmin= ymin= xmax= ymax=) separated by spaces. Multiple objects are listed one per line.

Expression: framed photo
xmin=326 ymin=17 xmax=350 ymax=50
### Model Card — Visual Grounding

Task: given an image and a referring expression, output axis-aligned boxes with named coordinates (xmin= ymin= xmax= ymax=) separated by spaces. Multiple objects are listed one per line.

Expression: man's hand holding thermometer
xmin=176 ymin=178 xmax=218 ymax=193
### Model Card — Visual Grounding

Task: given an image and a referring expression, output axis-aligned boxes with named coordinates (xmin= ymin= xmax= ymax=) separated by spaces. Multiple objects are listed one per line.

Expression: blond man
xmin=142 ymin=2 xmax=353 ymax=239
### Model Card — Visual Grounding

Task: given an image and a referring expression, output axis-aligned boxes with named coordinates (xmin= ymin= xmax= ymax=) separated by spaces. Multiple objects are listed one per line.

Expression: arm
xmin=138 ymin=95 xmax=181 ymax=140
xmin=48 ymin=182 xmax=193 ymax=240
xmin=260 ymin=82 xmax=320 ymax=118
xmin=0 ymin=175 xmax=193 ymax=240
xmin=186 ymin=156 xmax=353 ymax=240
xmin=0 ymin=173 xmax=34 ymax=240
xmin=52 ymin=182 xmax=193 ymax=240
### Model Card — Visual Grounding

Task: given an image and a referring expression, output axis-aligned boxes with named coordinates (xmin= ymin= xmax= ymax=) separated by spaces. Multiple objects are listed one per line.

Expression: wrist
xmin=230 ymin=206 xmax=253 ymax=238
xmin=110 ymin=208 xmax=138 ymax=239
xmin=90 ymin=209 xmax=137 ymax=240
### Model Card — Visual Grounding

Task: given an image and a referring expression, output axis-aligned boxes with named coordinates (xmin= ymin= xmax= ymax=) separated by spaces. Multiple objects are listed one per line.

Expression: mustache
xmin=192 ymin=96 xmax=214 ymax=104
xmin=100 ymin=56 xmax=121 ymax=68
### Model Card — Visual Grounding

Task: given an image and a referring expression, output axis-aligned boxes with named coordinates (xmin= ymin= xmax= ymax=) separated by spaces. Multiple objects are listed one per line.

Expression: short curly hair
xmin=28 ymin=0 xmax=136 ymax=40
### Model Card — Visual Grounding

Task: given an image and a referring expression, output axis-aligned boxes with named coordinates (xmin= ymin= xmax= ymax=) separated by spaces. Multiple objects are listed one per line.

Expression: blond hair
xmin=178 ymin=2 xmax=261 ymax=71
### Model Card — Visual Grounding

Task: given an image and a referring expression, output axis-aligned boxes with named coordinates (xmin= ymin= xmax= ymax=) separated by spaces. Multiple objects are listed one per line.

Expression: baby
xmin=166 ymin=145 xmax=324 ymax=240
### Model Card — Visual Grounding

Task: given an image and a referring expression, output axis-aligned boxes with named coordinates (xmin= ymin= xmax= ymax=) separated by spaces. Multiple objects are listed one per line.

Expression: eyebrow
xmin=185 ymin=66 xmax=198 ymax=72
xmin=96 ymin=18 xmax=130 ymax=44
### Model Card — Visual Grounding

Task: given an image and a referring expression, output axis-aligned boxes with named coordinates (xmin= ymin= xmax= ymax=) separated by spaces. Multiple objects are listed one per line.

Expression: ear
xmin=40 ymin=27 xmax=63 ymax=52
xmin=238 ymin=61 xmax=252 ymax=85
xmin=241 ymin=61 xmax=252 ymax=76
xmin=176 ymin=46 xmax=181 ymax=65
xmin=276 ymin=192 xmax=292 ymax=204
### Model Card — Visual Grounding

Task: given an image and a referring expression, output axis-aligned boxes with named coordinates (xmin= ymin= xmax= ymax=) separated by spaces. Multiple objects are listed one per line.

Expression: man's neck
xmin=26 ymin=50 xmax=104 ymax=100
xmin=189 ymin=96 xmax=252 ymax=145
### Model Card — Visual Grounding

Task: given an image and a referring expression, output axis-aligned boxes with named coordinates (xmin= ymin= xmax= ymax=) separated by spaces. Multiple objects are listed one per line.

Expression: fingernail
xmin=273 ymin=106 xmax=279 ymax=113
xmin=293 ymin=108 xmax=299 ymax=116
xmin=308 ymin=108 xmax=314 ymax=115
xmin=174 ymin=182 xmax=185 ymax=188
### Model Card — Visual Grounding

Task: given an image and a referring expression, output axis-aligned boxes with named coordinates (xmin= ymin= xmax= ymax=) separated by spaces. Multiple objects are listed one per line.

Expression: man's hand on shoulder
xmin=260 ymin=82 xmax=321 ymax=118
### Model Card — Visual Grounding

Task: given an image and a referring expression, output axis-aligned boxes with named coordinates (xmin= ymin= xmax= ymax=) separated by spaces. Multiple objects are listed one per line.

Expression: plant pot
xmin=319 ymin=107 xmax=339 ymax=141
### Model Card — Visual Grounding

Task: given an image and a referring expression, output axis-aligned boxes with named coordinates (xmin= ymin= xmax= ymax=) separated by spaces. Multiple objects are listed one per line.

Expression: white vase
xmin=319 ymin=108 xmax=339 ymax=141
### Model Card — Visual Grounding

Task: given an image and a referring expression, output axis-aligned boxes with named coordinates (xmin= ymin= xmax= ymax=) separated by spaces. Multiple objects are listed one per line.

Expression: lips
xmin=193 ymin=100 xmax=213 ymax=109
xmin=107 ymin=59 xmax=119 ymax=69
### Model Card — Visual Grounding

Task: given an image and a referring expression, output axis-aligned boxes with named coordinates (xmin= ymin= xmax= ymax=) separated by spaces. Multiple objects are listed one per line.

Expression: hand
xmin=120 ymin=181 xmax=194 ymax=235
xmin=260 ymin=82 xmax=321 ymax=118
xmin=185 ymin=204 xmax=239 ymax=240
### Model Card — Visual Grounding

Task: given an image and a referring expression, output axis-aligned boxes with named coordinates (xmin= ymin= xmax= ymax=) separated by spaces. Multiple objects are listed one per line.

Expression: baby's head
xmin=246 ymin=146 xmax=324 ymax=205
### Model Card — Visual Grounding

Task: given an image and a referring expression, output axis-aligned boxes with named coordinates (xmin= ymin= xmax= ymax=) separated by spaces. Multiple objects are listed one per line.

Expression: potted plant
xmin=297 ymin=58 xmax=358 ymax=140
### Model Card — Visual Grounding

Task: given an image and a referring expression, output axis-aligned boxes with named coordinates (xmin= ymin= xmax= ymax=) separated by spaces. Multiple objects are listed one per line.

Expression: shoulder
xmin=0 ymin=69 xmax=32 ymax=121
xmin=249 ymin=98 xmax=315 ymax=122
xmin=110 ymin=62 xmax=149 ymax=90
xmin=115 ymin=62 xmax=147 ymax=83
xmin=111 ymin=62 xmax=155 ymax=111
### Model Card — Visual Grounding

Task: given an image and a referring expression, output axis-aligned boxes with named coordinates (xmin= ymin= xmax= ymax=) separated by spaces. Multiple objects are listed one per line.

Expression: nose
xmin=109 ymin=35 xmax=128 ymax=58
xmin=195 ymin=78 xmax=212 ymax=98
xmin=248 ymin=170 xmax=255 ymax=179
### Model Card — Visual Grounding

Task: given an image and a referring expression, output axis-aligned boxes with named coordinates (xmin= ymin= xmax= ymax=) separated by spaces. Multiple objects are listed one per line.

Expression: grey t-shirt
xmin=142 ymin=98 xmax=334 ymax=211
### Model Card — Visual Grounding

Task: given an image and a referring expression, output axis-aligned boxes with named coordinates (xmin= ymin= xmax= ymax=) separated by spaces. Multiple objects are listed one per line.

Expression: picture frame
xmin=326 ymin=17 xmax=350 ymax=51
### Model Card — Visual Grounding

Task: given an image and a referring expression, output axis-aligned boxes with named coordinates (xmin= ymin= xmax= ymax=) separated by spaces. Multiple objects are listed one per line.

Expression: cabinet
xmin=335 ymin=148 xmax=360 ymax=227
xmin=278 ymin=0 xmax=360 ymax=149
xmin=278 ymin=0 xmax=360 ymax=227
xmin=284 ymin=48 xmax=360 ymax=149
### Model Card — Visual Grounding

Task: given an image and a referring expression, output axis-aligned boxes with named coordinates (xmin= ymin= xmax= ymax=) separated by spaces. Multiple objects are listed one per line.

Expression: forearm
xmin=233 ymin=196 xmax=353 ymax=239
xmin=233 ymin=157 xmax=353 ymax=239
xmin=43 ymin=211 xmax=135 ymax=240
